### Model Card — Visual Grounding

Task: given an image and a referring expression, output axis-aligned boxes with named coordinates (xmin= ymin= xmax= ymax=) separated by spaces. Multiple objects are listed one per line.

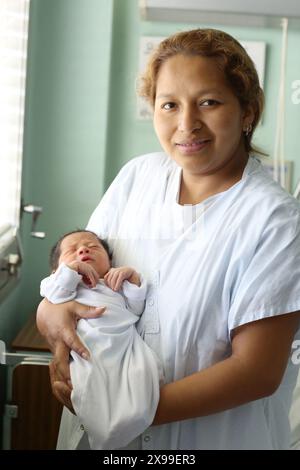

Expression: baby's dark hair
xmin=49 ymin=229 xmax=112 ymax=271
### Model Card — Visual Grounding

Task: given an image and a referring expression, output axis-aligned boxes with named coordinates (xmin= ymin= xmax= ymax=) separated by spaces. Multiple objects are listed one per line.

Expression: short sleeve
xmin=228 ymin=204 xmax=300 ymax=332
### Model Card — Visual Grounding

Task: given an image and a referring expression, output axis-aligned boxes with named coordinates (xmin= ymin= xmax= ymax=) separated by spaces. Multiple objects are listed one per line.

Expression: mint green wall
xmin=1 ymin=0 xmax=300 ymax=344
xmin=0 ymin=0 xmax=113 ymax=344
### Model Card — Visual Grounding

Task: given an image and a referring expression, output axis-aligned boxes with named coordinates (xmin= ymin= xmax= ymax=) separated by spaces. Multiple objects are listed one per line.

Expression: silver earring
xmin=244 ymin=123 xmax=252 ymax=136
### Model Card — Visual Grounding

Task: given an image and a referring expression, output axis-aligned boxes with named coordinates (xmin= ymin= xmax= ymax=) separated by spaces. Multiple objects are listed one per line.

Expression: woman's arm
xmin=153 ymin=312 xmax=300 ymax=425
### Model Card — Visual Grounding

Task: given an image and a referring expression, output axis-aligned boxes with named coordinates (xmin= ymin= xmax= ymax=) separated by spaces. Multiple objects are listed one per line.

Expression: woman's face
xmin=153 ymin=54 xmax=253 ymax=178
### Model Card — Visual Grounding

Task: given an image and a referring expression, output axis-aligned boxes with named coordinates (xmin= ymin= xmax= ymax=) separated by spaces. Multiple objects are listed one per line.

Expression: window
xmin=0 ymin=0 xmax=30 ymax=296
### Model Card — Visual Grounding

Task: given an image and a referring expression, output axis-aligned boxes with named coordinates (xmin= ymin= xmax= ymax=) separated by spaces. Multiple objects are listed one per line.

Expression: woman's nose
xmin=178 ymin=107 xmax=202 ymax=133
xmin=78 ymin=246 xmax=89 ymax=255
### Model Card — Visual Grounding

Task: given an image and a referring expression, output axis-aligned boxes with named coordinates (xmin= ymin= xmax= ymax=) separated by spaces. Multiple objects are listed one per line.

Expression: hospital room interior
xmin=1 ymin=0 xmax=300 ymax=450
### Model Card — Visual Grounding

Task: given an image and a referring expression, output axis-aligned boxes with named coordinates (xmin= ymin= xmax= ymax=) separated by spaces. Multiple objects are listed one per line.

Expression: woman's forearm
xmin=153 ymin=355 xmax=274 ymax=425
xmin=153 ymin=312 xmax=299 ymax=425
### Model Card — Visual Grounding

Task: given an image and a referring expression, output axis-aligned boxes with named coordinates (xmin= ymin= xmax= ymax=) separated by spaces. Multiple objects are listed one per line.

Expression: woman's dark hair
xmin=50 ymin=229 xmax=112 ymax=271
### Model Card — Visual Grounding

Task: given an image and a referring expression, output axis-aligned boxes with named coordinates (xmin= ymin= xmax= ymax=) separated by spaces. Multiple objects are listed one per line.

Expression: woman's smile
xmin=175 ymin=138 xmax=211 ymax=155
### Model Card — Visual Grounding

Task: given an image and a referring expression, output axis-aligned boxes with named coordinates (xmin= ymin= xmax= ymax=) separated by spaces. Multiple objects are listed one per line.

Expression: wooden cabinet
xmin=4 ymin=315 xmax=62 ymax=449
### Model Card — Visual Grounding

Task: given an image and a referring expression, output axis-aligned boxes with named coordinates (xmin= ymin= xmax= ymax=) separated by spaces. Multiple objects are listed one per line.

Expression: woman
xmin=37 ymin=28 xmax=300 ymax=450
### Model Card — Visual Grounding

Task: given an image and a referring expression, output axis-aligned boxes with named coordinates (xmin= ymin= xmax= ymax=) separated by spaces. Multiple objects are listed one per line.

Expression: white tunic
xmin=84 ymin=152 xmax=300 ymax=450
xmin=40 ymin=264 xmax=161 ymax=450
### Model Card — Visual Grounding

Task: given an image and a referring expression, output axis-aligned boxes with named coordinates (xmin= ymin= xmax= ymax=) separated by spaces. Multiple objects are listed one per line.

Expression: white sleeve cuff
xmin=122 ymin=275 xmax=147 ymax=301
xmin=53 ymin=263 xmax=83 ymax=291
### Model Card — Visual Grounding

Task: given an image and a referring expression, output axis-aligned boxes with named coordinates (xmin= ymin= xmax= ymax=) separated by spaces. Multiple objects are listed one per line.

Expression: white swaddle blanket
xmin=40 ymin=264 xmax=162 ymax=450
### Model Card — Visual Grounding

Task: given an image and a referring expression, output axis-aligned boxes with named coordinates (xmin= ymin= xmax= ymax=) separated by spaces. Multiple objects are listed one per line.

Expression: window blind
xmin=0 ymin=0 xmax=30 ymax=248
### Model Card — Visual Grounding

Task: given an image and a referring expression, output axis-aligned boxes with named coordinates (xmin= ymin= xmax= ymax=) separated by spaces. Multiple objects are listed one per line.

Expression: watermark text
xmin=291 ymin=80 xmax=300 ymax=104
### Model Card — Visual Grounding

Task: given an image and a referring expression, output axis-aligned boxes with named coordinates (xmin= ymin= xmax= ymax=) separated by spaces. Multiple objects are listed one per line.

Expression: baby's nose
xmin=78 ymin=246 xmax=89 ymax=255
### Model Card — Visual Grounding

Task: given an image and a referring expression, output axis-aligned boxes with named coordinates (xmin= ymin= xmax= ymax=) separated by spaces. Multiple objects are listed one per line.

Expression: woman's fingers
xmin=70 ymin=303 xmax=106 ymax=358
xmin=50 ymin=370 xmax=75 ymax=413
xmin=55 ymin=322 xmax=90 ymax=360
xmin=74 ymin=302 xmax=106 ymax=320
xmin=52 ymin=341 xmax=72 ymax=382
xmin=49 ymin=343 xmax=74 ymax=413
xmin=53 ymin=381 xmax=75 ymax=414
xmin=37 ymin=299 xmax=106 ymax=359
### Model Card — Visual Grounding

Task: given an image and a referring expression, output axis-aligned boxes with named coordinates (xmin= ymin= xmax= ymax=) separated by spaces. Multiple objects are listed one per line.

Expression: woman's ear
xmin=242 ymin=104 xmax=255 ymax=128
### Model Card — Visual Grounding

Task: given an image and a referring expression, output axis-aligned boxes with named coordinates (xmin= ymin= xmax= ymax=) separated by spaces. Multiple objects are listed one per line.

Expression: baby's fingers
xmin=107 ymin=271 xmax=121 ymax=291
xmin=87 ymin=270 xmax=97 ymax=288
xmin=103 ymin=270 xmax=115 ymax=288
xmin=113 ymin=272 xmax=125 ymax=291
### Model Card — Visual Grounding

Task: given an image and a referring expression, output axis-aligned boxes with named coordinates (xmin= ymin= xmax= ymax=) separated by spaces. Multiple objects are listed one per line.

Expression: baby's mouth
xmin=81 ymin=256 xmax=92 ymax=262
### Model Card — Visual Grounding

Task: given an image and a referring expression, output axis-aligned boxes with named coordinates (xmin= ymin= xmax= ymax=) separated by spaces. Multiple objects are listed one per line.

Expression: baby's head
xmin=50 ymin=230 xmax=112 ymax=277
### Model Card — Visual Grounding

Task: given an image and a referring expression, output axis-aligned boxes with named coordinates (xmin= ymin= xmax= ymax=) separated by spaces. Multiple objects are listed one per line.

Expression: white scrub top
xmin=85 ymin=152 xmax=300 ymax=450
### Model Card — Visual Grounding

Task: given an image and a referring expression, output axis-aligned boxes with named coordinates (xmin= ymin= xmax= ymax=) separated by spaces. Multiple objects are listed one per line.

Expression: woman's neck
xmin=178 ymin=154 xmax=249 ymax=206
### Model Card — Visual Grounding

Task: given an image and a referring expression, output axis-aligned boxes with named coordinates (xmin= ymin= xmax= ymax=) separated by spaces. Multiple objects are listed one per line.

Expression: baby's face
xmin=59 ymin=232 xmax=111 ymax=278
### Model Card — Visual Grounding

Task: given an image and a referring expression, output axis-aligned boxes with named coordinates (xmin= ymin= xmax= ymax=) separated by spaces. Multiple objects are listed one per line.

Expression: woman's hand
xmin=49 ymin=341 xmax=75 ymax=413
xmin=37 ymin=298 xmax=105 ymax=356
xmin=36 ymin=298 xmax=105 ymax=408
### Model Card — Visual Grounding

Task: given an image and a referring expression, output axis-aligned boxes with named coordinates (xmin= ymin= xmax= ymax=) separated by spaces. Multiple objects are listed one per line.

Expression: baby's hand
xmin=104 ymin=267 xmax=140 ymax=291
xmin=67 ymin=261 xmax=99 ymax=288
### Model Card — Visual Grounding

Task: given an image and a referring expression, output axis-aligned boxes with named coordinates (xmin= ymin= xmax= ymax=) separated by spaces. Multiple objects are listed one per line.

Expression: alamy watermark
xmin=291 ymin=80 xmax=300 ymax=104
xmin=292 ymin=340 xmax=300 ymax=365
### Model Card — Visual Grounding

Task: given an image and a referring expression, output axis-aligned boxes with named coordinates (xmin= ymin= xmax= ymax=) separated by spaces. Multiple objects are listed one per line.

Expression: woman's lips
xmin=175 ymin=139 xmax=210 ymax=154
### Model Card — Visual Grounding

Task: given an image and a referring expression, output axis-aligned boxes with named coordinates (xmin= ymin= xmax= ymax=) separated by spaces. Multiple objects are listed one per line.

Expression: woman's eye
xmin=162 ymin=102 xmax=176 ymax=110
xmin=200 ymin=99 xmax=218 ymax=107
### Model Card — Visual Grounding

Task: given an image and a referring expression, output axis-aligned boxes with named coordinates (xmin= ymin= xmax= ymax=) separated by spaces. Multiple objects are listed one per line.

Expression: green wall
xmin=1 ymin=0 xmax=300 ymax=343
xmin=0 ymin=0 xmax=114 ymax=344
